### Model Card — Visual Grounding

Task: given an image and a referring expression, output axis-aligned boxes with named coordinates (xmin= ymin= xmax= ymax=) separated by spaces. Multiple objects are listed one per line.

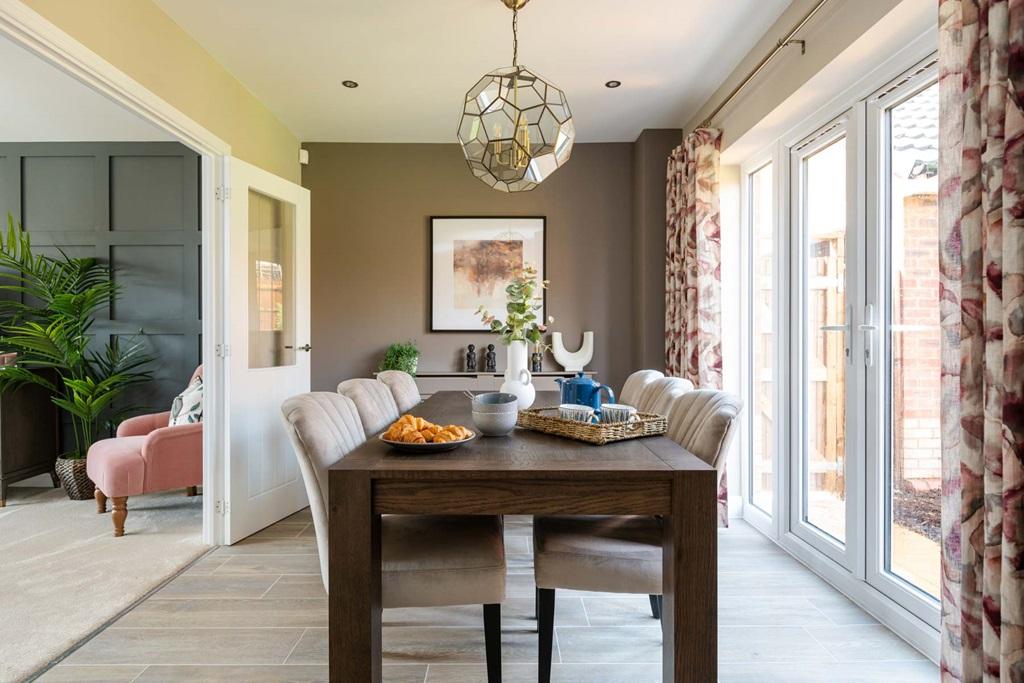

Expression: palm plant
xmin=0 ymin=214 xmax=153 ymax=458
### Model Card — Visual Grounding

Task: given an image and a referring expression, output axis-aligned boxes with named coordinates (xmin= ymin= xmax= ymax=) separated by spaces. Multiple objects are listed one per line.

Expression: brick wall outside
xmin=892 ymin=193 xmax=941 ymax=487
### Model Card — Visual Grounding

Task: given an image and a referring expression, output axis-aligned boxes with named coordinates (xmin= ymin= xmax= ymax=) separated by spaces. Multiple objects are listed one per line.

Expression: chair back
xmin=637 ymin=376 xmax=694 ymax=415
xmin=376 ymin=370 xmax=421 ymax=413
xmin=337 ymin=378 xmax=400 ymax=435
xmin=666 ymin=389 xmax=742 ymax=471
xmin=620 ymin=369 xmax=664 ymax=407
xmin=280 ymin=392 xmax=367 ymax=589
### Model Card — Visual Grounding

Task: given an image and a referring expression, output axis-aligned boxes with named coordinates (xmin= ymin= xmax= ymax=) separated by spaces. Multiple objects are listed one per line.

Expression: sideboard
xmin=376 ymin=371 xmax=597 ymax=399
xmin=0 ymin=377 xmax=60 ymax=506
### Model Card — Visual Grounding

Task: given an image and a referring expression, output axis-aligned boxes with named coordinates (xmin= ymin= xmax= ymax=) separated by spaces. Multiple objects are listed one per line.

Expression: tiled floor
xmin=37 ymin=512 xmax=939 ymax=682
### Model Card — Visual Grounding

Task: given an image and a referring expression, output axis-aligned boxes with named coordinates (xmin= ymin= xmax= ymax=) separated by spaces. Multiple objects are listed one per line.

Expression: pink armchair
xmin=88 ymin=365 xmax=203 ymax=536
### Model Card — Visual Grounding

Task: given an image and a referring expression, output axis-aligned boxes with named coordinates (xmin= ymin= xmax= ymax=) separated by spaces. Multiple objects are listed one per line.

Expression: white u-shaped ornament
xmin=551 ymin=331 xmax=594 ymax=372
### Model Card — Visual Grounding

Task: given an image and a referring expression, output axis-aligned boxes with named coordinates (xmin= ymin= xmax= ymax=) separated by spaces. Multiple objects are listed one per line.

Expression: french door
xmin=742 ymin=56 xmax=941 ymax=630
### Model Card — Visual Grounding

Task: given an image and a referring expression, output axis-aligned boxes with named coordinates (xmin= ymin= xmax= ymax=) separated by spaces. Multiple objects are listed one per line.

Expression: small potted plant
xmin=476 ymin=263 xmax=553 ymax=409
xmin=378 ymin=341 xmax=420 ymax=376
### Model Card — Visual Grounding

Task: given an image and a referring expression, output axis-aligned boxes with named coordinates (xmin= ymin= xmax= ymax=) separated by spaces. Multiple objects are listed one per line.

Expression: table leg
xmin=662 ymin=470 xmax=717 ymax=682
xmin=330 ymin=470 xmax=382 ymax=682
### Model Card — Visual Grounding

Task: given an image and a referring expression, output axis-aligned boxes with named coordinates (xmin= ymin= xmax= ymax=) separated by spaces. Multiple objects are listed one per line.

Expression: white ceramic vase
xmin=500 ymin=340 xmax=535 ymax=409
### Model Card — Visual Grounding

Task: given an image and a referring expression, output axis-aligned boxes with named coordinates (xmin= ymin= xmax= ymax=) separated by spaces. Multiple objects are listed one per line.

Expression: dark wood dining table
xmin=329 ymin=390 xmax=717 ymax=682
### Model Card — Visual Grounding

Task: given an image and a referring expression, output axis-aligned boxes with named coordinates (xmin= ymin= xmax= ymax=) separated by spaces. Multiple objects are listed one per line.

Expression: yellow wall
xmin=22 ymin=0 xmax=300 ymax=182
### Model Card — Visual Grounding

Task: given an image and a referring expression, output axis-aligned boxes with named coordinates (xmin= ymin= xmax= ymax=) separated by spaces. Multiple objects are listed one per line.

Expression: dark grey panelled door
xmin=0 ymin=142 xmax=201 ymax=435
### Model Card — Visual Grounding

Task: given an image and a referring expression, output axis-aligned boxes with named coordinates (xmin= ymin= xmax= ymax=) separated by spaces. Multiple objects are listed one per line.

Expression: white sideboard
xmin=375 ymin=371 xmax=596 ymax=399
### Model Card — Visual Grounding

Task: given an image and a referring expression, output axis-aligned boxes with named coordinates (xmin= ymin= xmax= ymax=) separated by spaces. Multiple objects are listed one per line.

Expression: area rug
xmin=0 ymin=486 xmax=205 ymax=682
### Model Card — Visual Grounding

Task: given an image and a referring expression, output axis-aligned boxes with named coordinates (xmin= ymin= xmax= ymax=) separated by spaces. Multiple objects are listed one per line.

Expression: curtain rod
xmin=699 ymin=0 xmax=831 ymax=129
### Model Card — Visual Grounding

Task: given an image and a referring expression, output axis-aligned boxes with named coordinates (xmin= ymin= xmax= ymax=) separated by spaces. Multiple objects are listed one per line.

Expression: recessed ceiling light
xmin=342 ymin=80 xmax=359 ymax=88
xmin=605 ymin=80 xmax=621 ymax=88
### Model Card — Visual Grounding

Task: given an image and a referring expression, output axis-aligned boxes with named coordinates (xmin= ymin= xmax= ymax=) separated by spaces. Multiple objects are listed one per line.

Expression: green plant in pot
xmin=0 ymin=215 xmax=153 ymax=500
xmin=378 ymin=341 xmax=420 ymax=376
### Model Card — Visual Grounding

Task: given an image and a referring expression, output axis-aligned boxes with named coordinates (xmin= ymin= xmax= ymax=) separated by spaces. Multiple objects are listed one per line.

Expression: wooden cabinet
xmin=392 ymin=371 xmax=597 ymax=400
xmin=0 ymin=378 xmax=60 ymax=506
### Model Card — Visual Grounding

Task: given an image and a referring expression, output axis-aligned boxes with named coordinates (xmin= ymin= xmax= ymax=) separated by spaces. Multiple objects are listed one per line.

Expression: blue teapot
xmin=556 ymin=372 xmax=616 ymax=413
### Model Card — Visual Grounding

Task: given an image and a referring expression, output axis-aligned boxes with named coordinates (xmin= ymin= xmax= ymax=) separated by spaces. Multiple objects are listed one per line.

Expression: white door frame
xmin=0 ymin=0 xmax=232 ymax=545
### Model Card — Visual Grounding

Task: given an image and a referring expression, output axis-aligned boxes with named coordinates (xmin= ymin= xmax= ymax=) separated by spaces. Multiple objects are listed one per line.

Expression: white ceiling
xmin=0 ymin=34 xmax=172 ymax=142
xmin=155 ymin=0 xmax=791 ymax=143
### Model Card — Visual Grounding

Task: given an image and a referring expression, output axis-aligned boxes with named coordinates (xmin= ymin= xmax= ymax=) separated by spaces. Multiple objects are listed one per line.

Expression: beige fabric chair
xmin=337 ymin=377 xmax=400 ymax=435
xmin=531 ymin=388 xmax=742 ymax=683
xmin=376 ymin=370 xmax=421 ymax=413
xmin=619 ymin=369 xmax=664 ymax=408
xmin=280 ymin=392 xmax=506 ymax=681
xmin=635 ymin=376 xmax=694 ymax=415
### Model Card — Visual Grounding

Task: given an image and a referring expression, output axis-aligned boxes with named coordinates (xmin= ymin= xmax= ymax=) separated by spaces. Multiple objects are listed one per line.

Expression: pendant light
xmin=457 ymin=0 xmax=575 ymax=193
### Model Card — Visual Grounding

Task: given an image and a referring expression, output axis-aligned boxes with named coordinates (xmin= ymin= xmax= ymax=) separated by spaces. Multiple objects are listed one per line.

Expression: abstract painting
xmin=431 ymin=217 xmax=545 ymax=331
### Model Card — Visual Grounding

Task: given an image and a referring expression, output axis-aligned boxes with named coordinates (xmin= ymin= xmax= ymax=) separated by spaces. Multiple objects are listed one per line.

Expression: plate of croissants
xmin=380 ymin=415 xmax=476 ymax=453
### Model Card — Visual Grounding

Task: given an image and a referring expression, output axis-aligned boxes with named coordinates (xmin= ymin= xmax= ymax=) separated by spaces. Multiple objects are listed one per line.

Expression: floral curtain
xmin=938 ymin=0 xmax=1024 ymax=680
xmin=666 ymin=128 xmax=727 ymax=525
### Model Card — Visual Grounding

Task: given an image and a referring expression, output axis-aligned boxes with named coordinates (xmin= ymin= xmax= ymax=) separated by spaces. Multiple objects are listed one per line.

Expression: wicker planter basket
xmin=516 ymin=407 xmax=667 ymax=445
xmin=55 ymin=456 xmax=95 ymax=500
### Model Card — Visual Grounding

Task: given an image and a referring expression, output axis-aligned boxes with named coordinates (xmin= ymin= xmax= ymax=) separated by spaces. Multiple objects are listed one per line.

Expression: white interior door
xmin=224 ymin=157 xmax=311 ymax=543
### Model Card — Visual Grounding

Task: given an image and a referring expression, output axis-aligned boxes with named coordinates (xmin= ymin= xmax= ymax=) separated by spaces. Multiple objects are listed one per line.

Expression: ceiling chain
xmin=512 ymin=7 xmax=519 ymax=66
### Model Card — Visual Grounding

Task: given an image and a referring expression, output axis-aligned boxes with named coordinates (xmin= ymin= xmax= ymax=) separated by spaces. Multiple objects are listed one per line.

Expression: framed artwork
xmin=430 ymin=216 xmax=546 ymax=332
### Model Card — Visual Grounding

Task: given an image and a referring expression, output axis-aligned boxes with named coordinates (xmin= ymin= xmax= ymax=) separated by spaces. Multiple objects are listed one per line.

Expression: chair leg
xmin=483 ymin=603 xmax=501 ymax=683
xmin=50 ymin=470 xmax=60 ymax=488
xmin=535 ymin=586 xmax=539 ymax=621
xmin=95 ymin=488 xmax=108 ymax=514
xmin=538 ymin=588 xmax=556 ymax=683
xmin=649 ymin=594 xmax=662 ymax=620
xmin=111 ymin=496 xmax=128 ymax=537
xmin=185 ymin=486 xmax=198 ymax=497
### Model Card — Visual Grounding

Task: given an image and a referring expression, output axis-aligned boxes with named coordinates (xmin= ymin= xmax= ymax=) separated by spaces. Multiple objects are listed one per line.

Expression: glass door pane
xmin=801 ymin=136 xmax=848 ymax=544
xmin=749 ymin=163 xmax=774 ymax=515
xmin=248 ymin=189 xmax=296 ymax=369
xmin=885 ymin=82 xmax=940 ymax=597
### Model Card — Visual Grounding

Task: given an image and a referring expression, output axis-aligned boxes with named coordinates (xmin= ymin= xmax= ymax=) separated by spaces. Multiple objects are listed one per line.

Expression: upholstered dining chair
xmin=635 ymin=375 xmax=695 ymax=415
xmin=531 ymin=389 xmax=742 ymax=683
xmin=281 ymin=392 xmax=506 ymax=683
xmin=337 ymin=377 xmax=400 ymax=435
xmin=619 ymin=369 xmax=664 ymax=407
xmin=376 ymin=370 xmax=421 ymax=413
xmin=88 ymin=365 xmax=204 ymax=537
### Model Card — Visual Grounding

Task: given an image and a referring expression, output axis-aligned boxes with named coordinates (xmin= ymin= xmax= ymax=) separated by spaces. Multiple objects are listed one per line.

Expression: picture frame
xmin=430 ymin=216 xmax=546 ymax=332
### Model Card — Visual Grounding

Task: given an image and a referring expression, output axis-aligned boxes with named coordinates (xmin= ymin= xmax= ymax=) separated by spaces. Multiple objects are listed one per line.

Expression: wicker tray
xmin=516 ymin=407 xmax=667 ymax=445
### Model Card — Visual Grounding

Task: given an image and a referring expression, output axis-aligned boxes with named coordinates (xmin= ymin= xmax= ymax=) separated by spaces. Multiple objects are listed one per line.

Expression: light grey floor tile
xmin=718 ymin=660 xmax=938 ymax=682
xmin=807 ymin=624 xmax=929 ymax=662
xmin=282 ymin=509 xmax=313 ymax=524
xmin=385 ymin=596 xmax=586 ymax=629
xmin=263 ymin=574 xmax=326 ymax=599
xmin=182 ymin=555 xmax=229 ymax=575
xmin=37 ymin=665 xmax=147 ymax=682
xmin=214 ymin=537 xmax=318 ymax=555
xmin=425 ymin=662 xmax=661 ymax=682
xmin=719 ymin=570 xmax=838 ymax=598
xmin=64 ymin=628 xmax=305 ymax=666
xmin=579 ymin=596 xmax=661 ymax=626
xmin=555 ymin=625 xmax=662 ymax=663
xmin=505 ymin=572 xmax=538 ymax=598
xmin=719 ymin=626 xmax=835 ymax=663
xmin=244 ymin=523 xmax=310 ymax=540
xmin=116 ymin=598 xmax=327 ymax=628
xmin=807 ymin=594 xmax=879 ymax=625
xmin=152 ymin=573 xmax=281 ymax=599
xmin=134 ymin=664 xmax=329 ymax=682
xmin=214 ymin=553 xmax=322 ymax=575
xmin=506 ymin=553 xmax=534 ymax=573
xmin=505 ymin=535 xmax=532 ymax=555
xmin=384 ymin=626 xmax=539 ymax=664
xmin=718 ymin=596 xmax=834 ymax=627
xmin=284 ymin=628 xmax=324 ymax=665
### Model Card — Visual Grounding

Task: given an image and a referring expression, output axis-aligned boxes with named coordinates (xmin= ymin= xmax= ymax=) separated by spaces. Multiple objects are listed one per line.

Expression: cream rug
xmin=0 ymin=486 xmax=205 ymax=682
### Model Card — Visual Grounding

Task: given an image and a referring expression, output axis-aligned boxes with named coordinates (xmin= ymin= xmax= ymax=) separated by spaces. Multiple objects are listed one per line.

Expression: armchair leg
xmin=111 ymin=497 xmax=128 ymax=537
xmin=186 ymin=486 xmax=198 ymax=497
xmin=95 ymin=488 xmax=108 ymax=514
xmin=649 ymin=594 xmax=662 ymax=620
xmin=538 ymin=588 xmax=556 ymax=683
xmin=483 ymin=603 xmax=501 ymax=683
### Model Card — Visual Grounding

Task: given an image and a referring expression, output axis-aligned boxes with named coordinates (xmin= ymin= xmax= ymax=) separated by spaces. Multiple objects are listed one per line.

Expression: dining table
xmin=328 ymin=390 xmax=717 ymax=682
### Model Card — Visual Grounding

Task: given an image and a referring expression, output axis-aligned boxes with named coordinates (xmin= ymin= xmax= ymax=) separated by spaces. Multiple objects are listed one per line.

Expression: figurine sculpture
xmin=466 ymin=344 xmax=477 ymax=372
xmin=484 ymin=344 xmax=497 ymax=372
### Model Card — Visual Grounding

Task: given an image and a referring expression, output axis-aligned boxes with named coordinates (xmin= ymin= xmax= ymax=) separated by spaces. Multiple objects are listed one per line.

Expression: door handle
xmin=860 ymin=304 xmax=876 ymax=366
xmin=819 ymin=324 xmax=848 ymax=332
xmin=285 ymin=344 xmax=313 ymax=352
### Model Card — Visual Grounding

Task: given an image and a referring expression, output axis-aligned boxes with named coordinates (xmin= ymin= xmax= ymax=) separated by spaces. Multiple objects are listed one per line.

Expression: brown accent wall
xmin=631 ymin=130 xmax=680 ymax=372
xmin=302 ymin=142 xmax=640 ymax=392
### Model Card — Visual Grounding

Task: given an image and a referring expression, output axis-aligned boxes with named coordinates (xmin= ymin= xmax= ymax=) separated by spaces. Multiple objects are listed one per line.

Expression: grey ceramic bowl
xmin=472 ymin=409 xmax=518 ymax=437
xmin=471 ymin=392 xmax=519 ymax=414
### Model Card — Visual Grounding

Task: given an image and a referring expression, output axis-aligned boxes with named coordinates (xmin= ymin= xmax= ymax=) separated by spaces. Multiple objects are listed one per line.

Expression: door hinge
xmin=215 ymin=500 xmax=229 ymax=515
xmin=215 ymin=343 xmax=231 ymax=358
xmin=215 ymin=185 xmax=232 ymax=201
